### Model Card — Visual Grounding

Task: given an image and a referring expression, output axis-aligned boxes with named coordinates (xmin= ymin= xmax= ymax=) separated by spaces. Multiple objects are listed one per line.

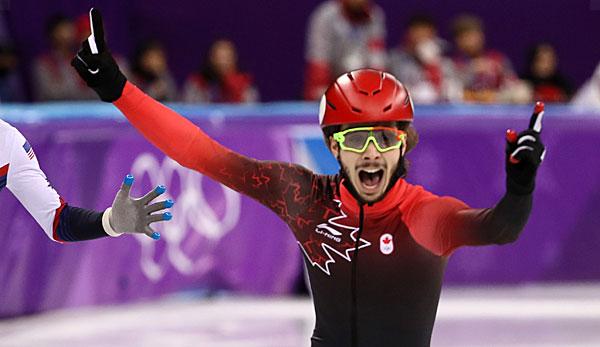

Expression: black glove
xmin=505 ymin=102 xmax=547 ymax=195
xmin=71 ymin=8 xmax=126 ymax=102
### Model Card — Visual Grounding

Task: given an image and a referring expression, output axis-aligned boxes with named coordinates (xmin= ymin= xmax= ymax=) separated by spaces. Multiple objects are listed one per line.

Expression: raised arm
xmin=71 ymin=8 xmax=316 ymax=217
xmin=407 ymin=103 xmax=546 ymax=256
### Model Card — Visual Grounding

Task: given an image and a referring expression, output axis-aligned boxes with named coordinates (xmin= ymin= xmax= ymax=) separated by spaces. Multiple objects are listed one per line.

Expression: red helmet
xmin=319 ymin=69 xmax=414 ymax=127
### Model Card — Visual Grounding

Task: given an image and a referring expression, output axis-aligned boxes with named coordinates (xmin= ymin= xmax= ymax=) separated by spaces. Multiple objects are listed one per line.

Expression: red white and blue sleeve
xmin=1 ymin=120 xmax=108 ymax=242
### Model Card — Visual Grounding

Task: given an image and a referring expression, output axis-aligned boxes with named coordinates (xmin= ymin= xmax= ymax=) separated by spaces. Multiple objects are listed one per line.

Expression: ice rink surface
xmin=1 ymin=283 xmax=599 ymax=347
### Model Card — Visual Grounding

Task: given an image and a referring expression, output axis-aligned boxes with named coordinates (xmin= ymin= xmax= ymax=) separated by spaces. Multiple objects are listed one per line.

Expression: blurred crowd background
xmin=0 ymin=0 xmax=598 ymax=106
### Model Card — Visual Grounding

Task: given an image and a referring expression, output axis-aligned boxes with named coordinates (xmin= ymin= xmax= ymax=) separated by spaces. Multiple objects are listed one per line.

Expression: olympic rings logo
xmin=129 ymin=153 xmax=242 ymax=282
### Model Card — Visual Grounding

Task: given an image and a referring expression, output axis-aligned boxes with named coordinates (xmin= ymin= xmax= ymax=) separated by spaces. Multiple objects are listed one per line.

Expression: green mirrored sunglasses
xmin=333 ymin=126 xmax=407 ymax=153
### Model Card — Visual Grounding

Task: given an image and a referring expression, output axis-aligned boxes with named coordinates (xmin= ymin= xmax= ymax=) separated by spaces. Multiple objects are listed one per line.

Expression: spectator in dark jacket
xmin=388 ymin=15 xmax=461 ymax=103
xmin=521 ymin=43 xmax=572 ymax=103
xmin=451 ymin=14 xmax=530 ymax=103
xmin=33 ymin=14 xmax=97 ymax=101
xmin=0 ymin=44 xmax=24 ymax=102
xmin=129 ymin=40 xmax=177 ymax=102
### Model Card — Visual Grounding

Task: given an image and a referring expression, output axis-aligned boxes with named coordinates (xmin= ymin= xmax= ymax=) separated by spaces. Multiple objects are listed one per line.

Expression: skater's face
xmin=329 ymin=122 xmax=403 ymax=203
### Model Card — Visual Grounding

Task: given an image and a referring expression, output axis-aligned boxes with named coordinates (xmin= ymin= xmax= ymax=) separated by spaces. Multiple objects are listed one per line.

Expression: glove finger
xmin=506 ymin=129 xmax=518 ymax=144
xmin=513 ymin=139 xmax=540 ymax=153
xmin=144 ymin=226 xmax=161 ymax=240
xmin=146 ymin=212 xmax=172 ymax=224
xmin=119 ymin=174 xmax=134 ymax=196
xmin=71 ymin=54 xmax=93 ymax=78
xmin=76 ymin=36 xmax=93 ymax=56
xmin=509 ymin=139 xmax=546 ymax=164
xmin=510 ymin=144 xmax=544 ymax=166
xmin=540 ymin=148 xmax=547 ymax=162
xmin=509 ymin=145 xmax=535 ymax=163
xmin=145 ymin=199 xmax=174 ymax=213
xmin=72 ymin=53 xmax=88 ymax=69
xmin=517 ymin=134 xmax=538 ymax=145
xmin=140 ymin=185 xmax=167 ymax=205
xmin=72 ymin=48 xmax=104 ymax=77
xmin=88 ymin=8 xmax=106 ymax=53
xmin=528 ymin=101 xmax=545 ymax=133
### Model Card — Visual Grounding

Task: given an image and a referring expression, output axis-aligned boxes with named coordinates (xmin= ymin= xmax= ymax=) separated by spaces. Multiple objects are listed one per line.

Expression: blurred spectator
xmin=0 ymin=10 xmax=24 ymax=102
xmin=0 ymin=44 xmax=24 ymax=102
xmin=388 ymin=15 xmax=462 ymax=104
xmin=129 ymin=40 xmax=176 ymax=101
xmin=304 ymin=0 xmax=386 ymax=100
xmin=451 ymin=14 xmax=530 ymax=103
xmin=572 ymin=62 xmax=600 ymax=108
xmin=181 ymin=39 xmax=259 ymax=103
xmin=521 ymin=43 xmax=572 ymax=103
xmin=32 ymin=14 xmax=96 ymax=101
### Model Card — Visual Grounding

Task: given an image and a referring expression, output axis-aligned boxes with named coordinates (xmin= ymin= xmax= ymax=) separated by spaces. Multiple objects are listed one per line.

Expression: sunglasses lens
xmin=343 ymin=130 xmax=370 ymax=150
xmin=373 ymin=129 xmax=401 ymax=149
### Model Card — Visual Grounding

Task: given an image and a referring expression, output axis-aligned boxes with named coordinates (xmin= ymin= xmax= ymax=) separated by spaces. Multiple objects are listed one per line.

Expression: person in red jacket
xmin=451 ymin=14 xmax=529 ymax=103
xmin=304 ymin=0 xmax=386 ymax=100
xmin=181 ymin=39 xmax=259 ymax=103
xmin=72 ymin=9 xmax=546 ymax=347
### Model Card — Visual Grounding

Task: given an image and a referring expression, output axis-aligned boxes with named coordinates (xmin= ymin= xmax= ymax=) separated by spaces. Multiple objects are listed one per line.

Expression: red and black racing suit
xmin=114 ymin=82 xmax=533 ymax=347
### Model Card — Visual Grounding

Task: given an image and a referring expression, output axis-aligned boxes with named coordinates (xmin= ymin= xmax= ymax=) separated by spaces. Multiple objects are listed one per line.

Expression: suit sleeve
xmin=113 ymin=82 xmax=316 ymax=224
xmin=5 ymin=125 xmax=108 ymax=242
xmin=406 ymin=191 xmax=532 ymax=256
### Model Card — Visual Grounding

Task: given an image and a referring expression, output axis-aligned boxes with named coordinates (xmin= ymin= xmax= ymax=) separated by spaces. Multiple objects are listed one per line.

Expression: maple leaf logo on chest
xmin=299 ymin=200 xmax=371 ymax=275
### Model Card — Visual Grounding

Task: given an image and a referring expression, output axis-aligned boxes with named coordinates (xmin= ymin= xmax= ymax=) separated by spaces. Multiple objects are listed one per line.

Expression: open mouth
xmin=358 ymin=168 xmax=384 ymax=191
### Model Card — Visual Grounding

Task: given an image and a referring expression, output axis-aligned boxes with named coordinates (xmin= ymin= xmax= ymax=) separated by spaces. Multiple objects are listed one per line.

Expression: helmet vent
xmin=347 ymin=73 xmax=355 ymax=81
xmin=383 ymin=104 xmax=392 ymax=112
xmin=351 ymin=107 xmax=362 ymax=113
xmin=326 ymin=100 xmax=337 ymax=110
xmin=359 ymin=90 xmax=369 ymax=95
xmin=372 ymin=89 xmax=381 ymax=95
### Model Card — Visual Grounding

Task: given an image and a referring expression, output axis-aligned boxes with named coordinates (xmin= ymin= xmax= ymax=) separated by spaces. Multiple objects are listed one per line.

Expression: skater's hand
xmin=505 ymin=102 xmax=546 ymax=195
xmin=102 ymin=174 xmax=174 ymax=240
xmin=71 ymin=8 xmax=127 ymax=102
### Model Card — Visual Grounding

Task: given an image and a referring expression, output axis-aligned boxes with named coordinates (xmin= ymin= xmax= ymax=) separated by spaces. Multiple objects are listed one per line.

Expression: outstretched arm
xmin=2 ymin=121 xmax=172 ymax=242
xmin=408 ymin=103 xmax=546 ymax=256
